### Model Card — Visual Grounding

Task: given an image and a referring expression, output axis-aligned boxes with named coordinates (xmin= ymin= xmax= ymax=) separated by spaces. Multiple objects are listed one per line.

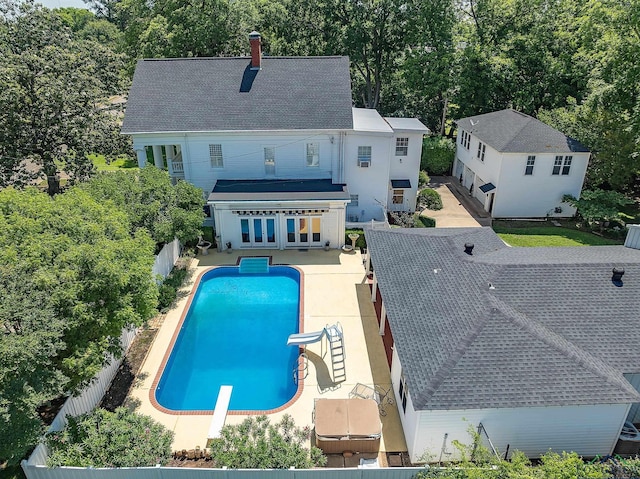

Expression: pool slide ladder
xmin=287 ymin=323 xmax=346 ymax=383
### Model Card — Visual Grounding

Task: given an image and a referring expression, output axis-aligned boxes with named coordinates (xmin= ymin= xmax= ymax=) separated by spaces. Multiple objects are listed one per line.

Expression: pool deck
xmin=128 ymin=248 xmax=407 ymax=463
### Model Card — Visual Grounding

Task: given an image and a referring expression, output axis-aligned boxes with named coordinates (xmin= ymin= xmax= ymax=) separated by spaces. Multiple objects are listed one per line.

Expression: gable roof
xmin=121 ymin=56 xmax=354 ymax=134
xmin=455 ymin=109 xmax=589 ymax=154
xmin=366 ymin=227 xmax=640 ymax=410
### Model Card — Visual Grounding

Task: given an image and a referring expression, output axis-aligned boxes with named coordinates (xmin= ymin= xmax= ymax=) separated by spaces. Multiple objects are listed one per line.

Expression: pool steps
xmin=238 ymin=257 xmax=270 ymax=274
xmin=208 ymin=385 xmax=233 ymax=440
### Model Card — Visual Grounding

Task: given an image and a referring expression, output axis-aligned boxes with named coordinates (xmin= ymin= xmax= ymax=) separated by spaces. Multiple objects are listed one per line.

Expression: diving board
xmin=208 ymin=385 xmax=233 ymax=440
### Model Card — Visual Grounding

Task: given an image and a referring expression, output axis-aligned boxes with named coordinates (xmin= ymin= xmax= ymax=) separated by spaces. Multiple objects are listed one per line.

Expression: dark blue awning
xmin=479 ymin=182 xmax=496 ymax=193
xmin=391 ymin=179 xmax=411 ymax=189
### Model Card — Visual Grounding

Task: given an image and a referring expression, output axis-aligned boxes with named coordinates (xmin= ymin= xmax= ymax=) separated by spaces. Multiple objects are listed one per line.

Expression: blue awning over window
xmin=479 ymin=182 xmax=496 ymax=193
xmin=391 ymin=179 xmax=411 ymax=189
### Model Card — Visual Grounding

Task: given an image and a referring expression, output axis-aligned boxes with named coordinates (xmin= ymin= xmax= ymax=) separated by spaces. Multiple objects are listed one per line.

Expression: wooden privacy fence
xmin=21 ymin=465 xmax=426 ymax=479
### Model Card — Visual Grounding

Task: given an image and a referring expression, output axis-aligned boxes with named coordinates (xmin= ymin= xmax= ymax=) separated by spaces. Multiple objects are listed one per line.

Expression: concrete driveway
xmin=420 ymin=176 xmax=491 ymax=228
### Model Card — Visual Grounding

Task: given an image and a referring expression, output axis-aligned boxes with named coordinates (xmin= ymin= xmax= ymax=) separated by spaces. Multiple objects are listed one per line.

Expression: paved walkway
xmin=422 ymin=176 xmax=492 ymax=227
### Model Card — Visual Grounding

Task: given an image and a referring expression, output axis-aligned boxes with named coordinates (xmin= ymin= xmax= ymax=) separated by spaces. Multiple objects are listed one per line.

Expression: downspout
xmin=339 ymin=132 xmax=346 ymax=184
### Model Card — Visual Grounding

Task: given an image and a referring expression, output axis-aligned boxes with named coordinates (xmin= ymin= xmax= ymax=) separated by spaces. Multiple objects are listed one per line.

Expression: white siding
xmin=390 ymin=349 xmax=421 ymax=460
xmin=410 ymin=403 xmax=628 ymax=463
xmin=343 ymin=132 xmax=393 ymax=221
xmin=493 ymin=152 xmax=588 ymax=218
xmin=387 ymin=133 xmax=423 ymax=212
xmin=455 ymin=131 xmax=502 ymax=200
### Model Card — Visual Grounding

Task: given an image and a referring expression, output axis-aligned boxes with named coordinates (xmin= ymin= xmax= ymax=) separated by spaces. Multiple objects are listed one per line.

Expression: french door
xmin=240 ymin=217 xmax=276 ymax=247
xmin=285 ymin=216 xmax=322 ymax=247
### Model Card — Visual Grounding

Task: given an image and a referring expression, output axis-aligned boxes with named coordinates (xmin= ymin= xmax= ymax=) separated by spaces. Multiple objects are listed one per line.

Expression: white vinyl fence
xmin=24 ymin=327 xmax=138 ymax=468
xmin=21 ymin=465 xmax=426 ymax=479
xmin=152 ymin=238 xmax=182 ymax=280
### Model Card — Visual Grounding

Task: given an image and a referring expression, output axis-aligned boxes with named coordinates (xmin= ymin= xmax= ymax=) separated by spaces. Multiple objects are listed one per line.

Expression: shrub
xmin=418 ymin=188 xmax=443 ymax=210
xmin=158 ymin=266 xmax=188 ymax=312
xmin=46 ymin=407 xmax=174 ymax=468
xmin=415 ymin=216 xmax=436 ymax=227
xmin=418 ymin=170 xmax=430 ymax=187
xmin=345 ymin=229 xmax=366 ymax=249
xmin=421 ymin=136 xmax=455 ymax=175
xmin=208 ymin=415 xmax=326 ymax=469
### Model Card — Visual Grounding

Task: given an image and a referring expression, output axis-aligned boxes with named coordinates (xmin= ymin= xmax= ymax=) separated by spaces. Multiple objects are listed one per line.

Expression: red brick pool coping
xmin=149 ymin=257 xmax=305 ymax=416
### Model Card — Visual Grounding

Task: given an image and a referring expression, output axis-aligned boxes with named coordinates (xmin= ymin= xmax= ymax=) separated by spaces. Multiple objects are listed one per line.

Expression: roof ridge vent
xmin=464 ymin=243 xmax=474 ymax=255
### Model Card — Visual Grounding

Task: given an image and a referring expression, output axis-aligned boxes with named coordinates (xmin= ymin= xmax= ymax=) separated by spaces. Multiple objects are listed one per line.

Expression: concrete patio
xmin=127 ymin=248 xmax=407 ymax=466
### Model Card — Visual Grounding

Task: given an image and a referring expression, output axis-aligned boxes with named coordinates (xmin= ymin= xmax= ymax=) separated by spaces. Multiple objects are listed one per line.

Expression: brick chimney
xmin=249 ymin=31 xmax=261 ymax=70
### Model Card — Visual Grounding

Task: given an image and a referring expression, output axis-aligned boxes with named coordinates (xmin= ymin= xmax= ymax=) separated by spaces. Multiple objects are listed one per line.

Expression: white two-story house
xmin=121 ymin=32 xmax=429 ymax=250
xmin=453 ymin=109 xmax=590 ymax=218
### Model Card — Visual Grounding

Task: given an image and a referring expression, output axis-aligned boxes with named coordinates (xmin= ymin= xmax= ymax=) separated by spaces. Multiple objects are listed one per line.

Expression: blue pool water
xmin=155 ymin=266 xmax=300 ymax=411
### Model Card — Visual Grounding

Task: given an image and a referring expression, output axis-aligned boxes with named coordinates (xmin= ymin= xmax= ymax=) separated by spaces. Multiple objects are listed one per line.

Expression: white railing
xmin=171 ymin=160 xmax=184 ymax=174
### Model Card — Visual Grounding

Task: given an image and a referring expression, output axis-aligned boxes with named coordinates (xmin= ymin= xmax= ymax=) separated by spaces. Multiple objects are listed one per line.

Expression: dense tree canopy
xmin=0 ymin=1 xmax=127 ymax=195
xmin=0 ymin=186 xmax=158 ymax=463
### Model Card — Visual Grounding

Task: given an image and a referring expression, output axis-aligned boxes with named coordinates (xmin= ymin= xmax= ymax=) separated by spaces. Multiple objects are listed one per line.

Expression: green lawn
xmin=493 ymin=225 xmax=622 ymax=247
xmin=89 ymin=154 xmax=138 ymax=171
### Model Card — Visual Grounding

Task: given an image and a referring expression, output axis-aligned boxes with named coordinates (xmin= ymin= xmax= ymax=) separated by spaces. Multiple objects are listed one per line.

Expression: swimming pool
xmin=155 ymin=265 xmax=301 ymax=412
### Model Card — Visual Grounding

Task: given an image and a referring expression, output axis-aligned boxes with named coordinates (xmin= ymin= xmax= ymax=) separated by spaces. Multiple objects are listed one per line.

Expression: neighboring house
xmin=365 ymin=225 xmax=640 ymax=463
xmin=121 ymin=32 xmax=429 ymax=250
xmin=453 ymin=109 xmax=590 ymax=218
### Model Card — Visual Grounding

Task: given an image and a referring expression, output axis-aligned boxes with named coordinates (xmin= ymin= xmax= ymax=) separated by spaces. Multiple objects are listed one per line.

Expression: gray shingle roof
xmin=366 ymin=227 xmax=640 ymax=410
xmin=122 ymin=57 xmax=353 ymax=133
xmin=456 ymin=109 xmax=589 ymax=153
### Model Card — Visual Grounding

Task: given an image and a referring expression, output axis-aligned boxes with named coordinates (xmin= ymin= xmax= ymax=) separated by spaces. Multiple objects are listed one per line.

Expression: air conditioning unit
xmin=358 ymin=160 xmax=370 ymax=168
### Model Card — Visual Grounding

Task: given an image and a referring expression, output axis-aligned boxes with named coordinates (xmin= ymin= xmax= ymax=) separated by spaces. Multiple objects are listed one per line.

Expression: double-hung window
xmin=306 ymin=143 xmax=319 ymax=167
xmin=525 ymin=155 xmax=535 ymax=175
xmin=460 ymin=130 xmax=470 ymax=149
xmin=477 ymin=142 xmax=486 ymax=162
xmin=395 ymin=137 xmax=409 ymax=156
xmin=349 ymin=194 xmax=359 ymax=206
xmin=552 ymin=155 xmax=572 ymax=175
xmin=209 ymin=144 xmax=223 ymax=168
xmin=358 ymin=146 xmax=372 ymax=167
xmin=392 ymin=189 xmax=404 ymax=204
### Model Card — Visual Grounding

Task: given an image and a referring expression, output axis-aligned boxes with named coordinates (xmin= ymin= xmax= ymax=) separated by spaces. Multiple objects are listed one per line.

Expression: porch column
xmin=365 ymin=251 xmax=372 ymax=275
xmin=371 ymin=271 xmax=378 ymax=302
xmin=379 ymin=301 xmax=386 ymax=336
xmin=152 ymin=145 xmax=164 ymax=169
xmin=135 ymin=148 xmax=147 ymax=168
xmin=165 ymin=146 xmax=175 ymax=174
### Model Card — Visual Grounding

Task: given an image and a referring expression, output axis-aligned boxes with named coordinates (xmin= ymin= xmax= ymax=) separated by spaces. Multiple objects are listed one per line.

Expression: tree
xmin=0 ymin=185 xmax=159 ymax=463
xmin=46 ymin=407 xmax=174 ymax=467
xmin=563 ymin=189 xmax=633 ymax=227
xmin=421 ymin=136 xmax=455 ymax=175
xmin=0 ymin=1 xmax=126 ymax=195
xmin=0 ymin=268 xmax=67 ymax=464
xmin=208 ymin=415 xmax=326 ymax=469
xmin=79 ymin=167 xmax=204 ymax=245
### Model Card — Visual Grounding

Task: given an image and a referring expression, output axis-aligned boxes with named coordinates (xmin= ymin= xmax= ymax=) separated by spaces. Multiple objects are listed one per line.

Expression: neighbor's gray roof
xmin=456 ymin=109 xmax=589 ymax=153
xmin=122 ymin=57 xmax=353 ymax=133
xmin=366 ymin=227 xmax=640 ymax=410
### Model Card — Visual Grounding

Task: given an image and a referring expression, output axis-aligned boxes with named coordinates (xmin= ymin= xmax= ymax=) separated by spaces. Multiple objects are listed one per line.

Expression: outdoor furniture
xmin=314 ymin=398 xmax=381 ymax=454
xmin=349 ymin=383 xmax=395 ymax=416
